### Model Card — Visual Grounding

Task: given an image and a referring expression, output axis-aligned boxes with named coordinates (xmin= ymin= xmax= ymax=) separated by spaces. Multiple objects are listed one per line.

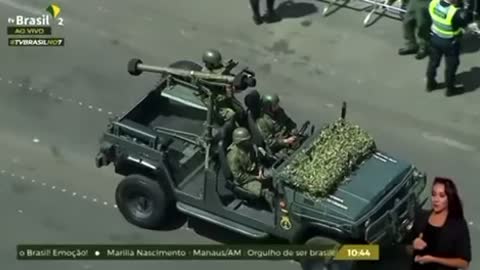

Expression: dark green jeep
xmin=95 ymin=58 xmax=427 ymax=270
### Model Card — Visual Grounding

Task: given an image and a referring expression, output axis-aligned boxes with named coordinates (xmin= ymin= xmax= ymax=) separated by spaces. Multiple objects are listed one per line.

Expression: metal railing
xmin=318 ymin=0 xmax=480 ymax=34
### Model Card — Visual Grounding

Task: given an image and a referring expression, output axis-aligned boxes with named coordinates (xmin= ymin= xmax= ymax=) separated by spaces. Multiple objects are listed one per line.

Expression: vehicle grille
xmin=365 ymin=175 xmax=414 ymax=243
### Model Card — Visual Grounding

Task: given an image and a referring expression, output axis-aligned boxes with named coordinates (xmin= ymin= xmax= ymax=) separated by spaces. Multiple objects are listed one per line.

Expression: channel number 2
xmin=57 ymin=17 xmax=64 ymax=26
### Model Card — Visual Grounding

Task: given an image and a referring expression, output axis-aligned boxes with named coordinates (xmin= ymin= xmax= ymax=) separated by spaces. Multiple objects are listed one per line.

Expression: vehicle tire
xmin=301 ymin=237 xmax=355 ymax=270
xmin=115 ymin=174 xmax=174 ymax=229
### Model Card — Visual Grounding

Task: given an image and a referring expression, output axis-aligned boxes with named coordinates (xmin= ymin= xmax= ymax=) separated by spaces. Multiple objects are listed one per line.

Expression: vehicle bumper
xmin=364 ymin=174 xmax=426 ymax=244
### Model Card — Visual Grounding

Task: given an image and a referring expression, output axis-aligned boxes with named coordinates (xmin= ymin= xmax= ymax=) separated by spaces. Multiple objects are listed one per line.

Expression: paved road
xmin=0 ymin=0 xmax=478 ymax=269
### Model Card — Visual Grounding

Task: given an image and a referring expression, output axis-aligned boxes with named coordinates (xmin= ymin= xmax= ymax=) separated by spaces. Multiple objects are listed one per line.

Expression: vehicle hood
xmin=323 ymin=152 xmax=412 ymax=221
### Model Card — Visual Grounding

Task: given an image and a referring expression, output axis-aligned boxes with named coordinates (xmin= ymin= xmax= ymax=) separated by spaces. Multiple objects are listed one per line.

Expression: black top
xmin=409 ymin=210 xmax=472 ymax=270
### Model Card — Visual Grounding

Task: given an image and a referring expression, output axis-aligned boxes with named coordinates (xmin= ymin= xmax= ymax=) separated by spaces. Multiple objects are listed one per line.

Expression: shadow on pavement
xmin=155 ymin=212 xmax=188 ymax=231
xmin=276 ymin=0 xmax=319 ymax=19
xmin=456 ymin=66 xmax=480 ymax=94
xmin=461 ymin=34 xmax=480 ymax=54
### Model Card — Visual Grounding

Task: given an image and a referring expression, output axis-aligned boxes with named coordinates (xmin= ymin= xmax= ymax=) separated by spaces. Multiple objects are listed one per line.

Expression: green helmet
xmin=232 ymin=127 xmax=251 ymax=144
xmin=202 ymin=49 xmax=223 ymax=69
xmin=262 ymin=93 xmax=280 ymax=108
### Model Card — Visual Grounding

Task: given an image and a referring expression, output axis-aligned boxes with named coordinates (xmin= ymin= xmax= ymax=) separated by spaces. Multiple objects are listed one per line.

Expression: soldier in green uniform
xmin=226 ymin=127 xmax=274 ymax=207
xmin=200 ymin=49 xmax=243 ymax=125
xmin=256 ymin=93 xmax=298 ymax=154
xmin=398 ymin=0 xmax=431 ymax=60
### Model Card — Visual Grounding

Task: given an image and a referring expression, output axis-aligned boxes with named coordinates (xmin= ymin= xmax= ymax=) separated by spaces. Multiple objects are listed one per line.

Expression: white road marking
xmin=1 ymin=77 xmax=113 ymax=117
xmin=32 ymin=138 xmax=40 ymax=143
xmin=421 ymin=132 xmax=476 ymax=152
xmin=3 ymin=169 xmax=115 ymax=208
xmin=18 ymin=209 xmax=23 ymax=213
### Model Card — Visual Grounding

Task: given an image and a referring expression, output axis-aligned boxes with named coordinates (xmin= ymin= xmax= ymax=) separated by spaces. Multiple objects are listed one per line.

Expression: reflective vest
xmin=429 ymin=0 xmax=462 ymax=38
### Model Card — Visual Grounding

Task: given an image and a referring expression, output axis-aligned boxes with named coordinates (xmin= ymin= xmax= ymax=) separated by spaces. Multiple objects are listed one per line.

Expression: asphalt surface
xmin=0 ymin=0 xmax=479 ymax=269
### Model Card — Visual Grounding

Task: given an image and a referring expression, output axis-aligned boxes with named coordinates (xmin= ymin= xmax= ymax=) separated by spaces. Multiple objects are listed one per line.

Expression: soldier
xmin=249 ymin=0 xmax=281 ymax=25
xmin=256 ymin=93 xmax=298 ymax=154
xmin=200 ymin=49 xmax=243 ymax=124
xmin=226 ymin=127 xmax=274 ymax=208
xmin=398 ymin=0 xmax=431 ymax=60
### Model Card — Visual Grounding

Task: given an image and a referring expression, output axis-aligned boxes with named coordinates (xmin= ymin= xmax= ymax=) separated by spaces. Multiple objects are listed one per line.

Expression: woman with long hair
xmin=410 ymin=177 xmax=472 ymax=269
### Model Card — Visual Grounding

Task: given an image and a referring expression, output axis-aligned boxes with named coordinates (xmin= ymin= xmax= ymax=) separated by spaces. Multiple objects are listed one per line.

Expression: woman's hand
xmin=415 ymin=255 xmax=435 ymax=264
xmin=413 ymin=233 xmax=427 ymax=250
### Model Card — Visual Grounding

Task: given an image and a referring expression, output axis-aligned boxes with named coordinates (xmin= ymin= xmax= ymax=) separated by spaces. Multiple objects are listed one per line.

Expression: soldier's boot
xmin=415 ymin=47 xmax=428 ymax=60
xmin=264 ymin=0 xmax=281 ymax=23
xmin=426 ymin=79 xmax=439 ymax=92
xmin=262 ymin=190 xmax=275 ymax=210
xmin=446 ymin=84 xmax=464 ymax=97
xmin=249 ymin=0 xmax=263 ymax=25
xmin=398 ymin=46 xmax=418 ymax=55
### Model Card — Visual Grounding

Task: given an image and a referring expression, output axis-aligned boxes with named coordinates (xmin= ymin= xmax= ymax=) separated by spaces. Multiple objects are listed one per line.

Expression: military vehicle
xmin=95 ymin=58 xmax=427 ymax=270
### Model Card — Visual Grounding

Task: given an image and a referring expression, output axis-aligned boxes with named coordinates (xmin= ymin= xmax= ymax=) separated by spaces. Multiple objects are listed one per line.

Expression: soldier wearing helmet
xmin=198 ymin=49 xmax=244 ymax=125
xmin=202 ymin=49 xmax=225 ymax=73
xmin=227 ymin=127 xmax=274 ymax=207
xmin=256 ymin=93 xmax=298 ymax=153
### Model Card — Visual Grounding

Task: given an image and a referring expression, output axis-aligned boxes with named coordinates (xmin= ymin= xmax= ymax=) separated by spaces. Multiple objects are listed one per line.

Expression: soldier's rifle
xmin=292 ymin=121 xmax=314 ymax=148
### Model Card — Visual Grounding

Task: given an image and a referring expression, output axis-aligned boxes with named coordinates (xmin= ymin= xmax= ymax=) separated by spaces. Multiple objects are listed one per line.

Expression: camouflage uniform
xmin=200 ymin=49 xmax=242 ymax=124
xmin=226 ymin=128 xmax=273 ymax=205
xmin=256 ymin=94 xmax=297 ymax=153
xmin=398 ymin=0 xmax=431 ymax=59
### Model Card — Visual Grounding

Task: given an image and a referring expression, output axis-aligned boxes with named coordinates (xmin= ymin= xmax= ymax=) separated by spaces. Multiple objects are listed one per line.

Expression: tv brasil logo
xmin=7 ymin=4 xmax=63 ymax=26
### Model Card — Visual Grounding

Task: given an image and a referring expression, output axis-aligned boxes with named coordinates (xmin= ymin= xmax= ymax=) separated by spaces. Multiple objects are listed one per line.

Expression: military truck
xmin=95 ymin=58 xmax=427 ymax=270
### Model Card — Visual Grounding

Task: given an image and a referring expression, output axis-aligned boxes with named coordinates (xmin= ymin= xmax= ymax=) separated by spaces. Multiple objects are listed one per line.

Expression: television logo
xmin=6 ymin=4 xmax=63 ymax=26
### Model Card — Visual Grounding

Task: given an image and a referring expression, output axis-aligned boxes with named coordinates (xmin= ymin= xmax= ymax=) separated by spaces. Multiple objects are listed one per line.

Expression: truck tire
xmin=301 ymin=237 xmax=355 ymax=270
xmin=115 ymin=174 xmax=173 ymax=229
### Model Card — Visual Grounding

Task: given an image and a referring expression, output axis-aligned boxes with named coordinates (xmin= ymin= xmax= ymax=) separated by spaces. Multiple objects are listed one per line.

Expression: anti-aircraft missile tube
xmin=128 ymin=58 xmax=235 ymax=82
xmin=128 ymin=58 xmax=256 ymax=91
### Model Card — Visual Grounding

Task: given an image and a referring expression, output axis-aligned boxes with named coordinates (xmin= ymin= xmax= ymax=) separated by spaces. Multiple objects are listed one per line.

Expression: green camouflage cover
xmin=278 ymin=119 xmax=376 ymax=198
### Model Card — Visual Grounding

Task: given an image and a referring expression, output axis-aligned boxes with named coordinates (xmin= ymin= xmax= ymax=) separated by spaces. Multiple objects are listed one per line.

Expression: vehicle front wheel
xmin=301 ymin=237 xmax=355 ymax=270
xmin=115 ymin=174 xmax=174 ymax=229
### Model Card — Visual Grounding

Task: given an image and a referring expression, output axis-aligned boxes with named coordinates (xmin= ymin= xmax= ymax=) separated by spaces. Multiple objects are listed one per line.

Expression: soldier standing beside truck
xmin=398 ymin=0 xmax=431 ymax=60
xmin=200 ymin=49 xmax=244 ymax=124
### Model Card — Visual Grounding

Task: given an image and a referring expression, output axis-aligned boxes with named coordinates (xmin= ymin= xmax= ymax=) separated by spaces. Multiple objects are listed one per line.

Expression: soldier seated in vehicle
xmin=226 ymin=127 xmax=274 ymax=208
xmin=256 ymin=93 xmax=298 ymax=155
xmin=199 ymin=49 xmax=244 ymax=125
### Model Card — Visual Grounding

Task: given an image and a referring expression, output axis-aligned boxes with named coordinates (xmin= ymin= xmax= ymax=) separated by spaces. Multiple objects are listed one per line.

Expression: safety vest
xmin=429 ymin=0 xmax=462 ymax=38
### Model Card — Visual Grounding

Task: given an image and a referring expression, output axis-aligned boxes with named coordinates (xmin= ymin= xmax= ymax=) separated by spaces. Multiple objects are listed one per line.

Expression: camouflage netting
xmin=278 ymin=119 xmax=377 ymax=198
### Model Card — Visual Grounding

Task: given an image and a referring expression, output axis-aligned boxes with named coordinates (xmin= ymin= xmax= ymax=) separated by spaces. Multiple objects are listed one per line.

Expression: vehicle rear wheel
xmin=115 ymin=174 xmax=173 ymax=229
xmin=301 ymin=237 xmax=355 ymax=270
